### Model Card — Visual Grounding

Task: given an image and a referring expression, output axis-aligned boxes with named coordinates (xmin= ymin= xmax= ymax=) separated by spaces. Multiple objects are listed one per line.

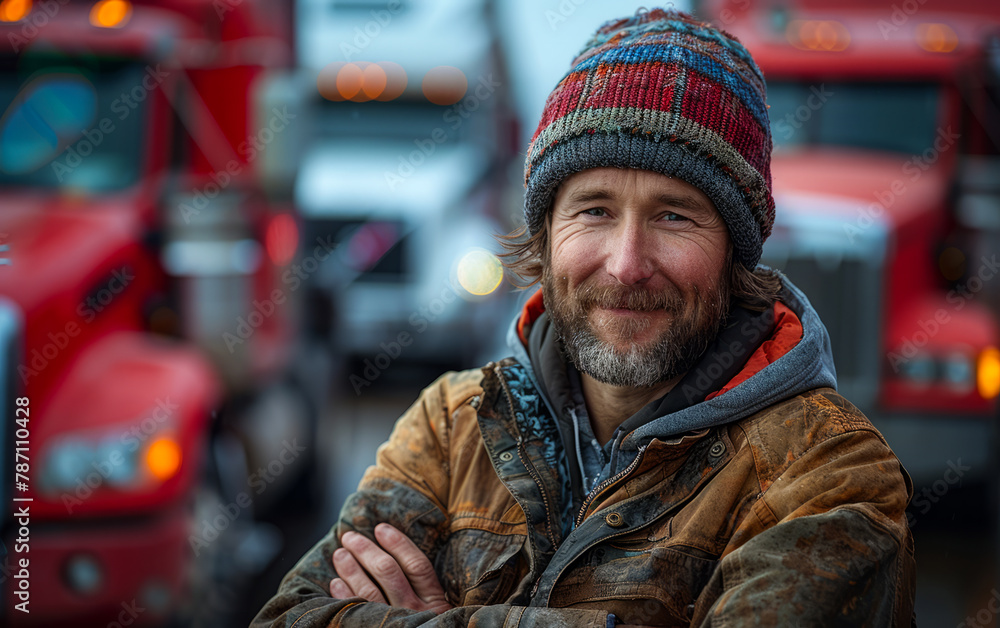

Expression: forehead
xmin=553 ymin=167 xmax=718 ymax=215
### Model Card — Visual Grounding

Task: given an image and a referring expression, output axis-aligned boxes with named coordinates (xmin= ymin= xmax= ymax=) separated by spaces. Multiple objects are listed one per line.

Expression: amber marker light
xmin=336 ymin=62 xmax=365 ymax=101
xmin=0 ymin=0 xmax=30 ymax=22
xmin=146 ymin=437 xmax=182 ymax=481
xmin=360 ymin=63 xmax=387 ymax=100
xmin=787 ymin=20 xmax=850 ymax=52
xmin=318 ymin=62 xmax=408 ymax=102
xmin=917 ymin=23 xmax=958 ymax=53
xmin=90 ymin=0 xmax=131 ymax=28
xmin=317 ymin=62 xmax=347 ymax=102
xmin=977 ymin=347 xmax=1000 ymax=400
xmin=376 ymin=62 xmax=407 ymax=101
xmin=423 ymin=66 xmax=467 ymax=105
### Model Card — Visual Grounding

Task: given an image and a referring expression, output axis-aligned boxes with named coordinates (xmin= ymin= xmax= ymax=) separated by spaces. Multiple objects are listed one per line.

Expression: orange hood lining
xmin=517 ymin=289 xmax=546 ymax=346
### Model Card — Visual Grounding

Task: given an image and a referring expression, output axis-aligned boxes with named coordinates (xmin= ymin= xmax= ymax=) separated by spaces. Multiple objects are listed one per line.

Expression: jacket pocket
xmin=550 ymin=543 xmax=717 ymax=626
xmin=434 ymin=527 xmax=527 ymax=606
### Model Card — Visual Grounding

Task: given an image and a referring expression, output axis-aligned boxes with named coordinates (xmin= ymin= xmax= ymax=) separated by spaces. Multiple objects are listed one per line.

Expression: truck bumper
xmin=4 ymin=506 xmax=190 ymax=626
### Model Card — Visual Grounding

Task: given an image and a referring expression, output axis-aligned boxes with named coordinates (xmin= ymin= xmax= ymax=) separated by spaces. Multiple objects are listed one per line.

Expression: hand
xmin=329 ymin=523 xmax=453 ymax=614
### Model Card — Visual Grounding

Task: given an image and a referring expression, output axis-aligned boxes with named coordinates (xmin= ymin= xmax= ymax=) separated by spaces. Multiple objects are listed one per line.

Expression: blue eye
xmin=663 ymin=213 xmax=689 ymax=221
xmin=582 ymin=208 xmax=606 ymax=217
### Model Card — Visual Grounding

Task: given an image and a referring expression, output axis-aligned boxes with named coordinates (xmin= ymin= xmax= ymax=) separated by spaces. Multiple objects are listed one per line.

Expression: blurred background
xmin=0 ymin=0 xmax=997 ymax=625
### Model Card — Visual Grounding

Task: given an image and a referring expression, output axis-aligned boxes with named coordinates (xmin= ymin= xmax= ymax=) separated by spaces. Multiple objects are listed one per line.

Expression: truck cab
xmin=700 ymin=0 xmax=1000 ymax=481
xmin=0 ymin=0 xmax=318 ymax=624
xmin=295 ymin=0 xmax=520 ymax=374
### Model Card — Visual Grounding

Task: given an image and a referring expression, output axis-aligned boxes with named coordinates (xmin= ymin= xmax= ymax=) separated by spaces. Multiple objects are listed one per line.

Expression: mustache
xmin=576 ymin=284 xmax=683 ymax=312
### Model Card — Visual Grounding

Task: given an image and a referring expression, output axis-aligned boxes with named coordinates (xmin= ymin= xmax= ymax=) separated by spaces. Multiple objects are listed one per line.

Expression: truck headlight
xmin=897 ymin=352 xmax=935 ymax=388
xmin=942 ymin=352 xmax=974 ymax=392
xmin=42 ymin=433 xmax=140 ymax=494
xmin=43 ymin=439 xmax=94 ymax=491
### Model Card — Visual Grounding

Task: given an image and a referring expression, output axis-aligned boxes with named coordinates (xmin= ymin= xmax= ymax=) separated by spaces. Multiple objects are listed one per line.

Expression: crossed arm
xmin=327 ymin=523 xmax=452 ymax=614
xmin=331 ymin=522 xmax=652 ymax=628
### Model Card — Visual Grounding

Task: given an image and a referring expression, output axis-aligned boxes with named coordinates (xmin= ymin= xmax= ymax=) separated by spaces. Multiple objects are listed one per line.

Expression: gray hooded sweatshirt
xmin=505 ymin=272 xmax=838 ymax=513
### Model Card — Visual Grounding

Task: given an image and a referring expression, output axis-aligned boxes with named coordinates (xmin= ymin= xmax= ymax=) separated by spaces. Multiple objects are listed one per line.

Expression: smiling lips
xmin=599 ymin=305 xmax=665 ymax=315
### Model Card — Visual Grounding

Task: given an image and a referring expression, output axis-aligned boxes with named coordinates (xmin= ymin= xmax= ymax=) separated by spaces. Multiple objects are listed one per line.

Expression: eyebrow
xmin=563 ymin=188 xmax=711 ymax=213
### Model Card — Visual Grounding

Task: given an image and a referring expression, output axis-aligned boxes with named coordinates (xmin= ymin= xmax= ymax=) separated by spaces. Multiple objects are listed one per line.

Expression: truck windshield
xmin=315 ymin=98 xmax=474 ymax=144
xmin=767 ymin=81 xmax=940 ymax=156
xmin=0 ymin=54 xmax=146 ymax=192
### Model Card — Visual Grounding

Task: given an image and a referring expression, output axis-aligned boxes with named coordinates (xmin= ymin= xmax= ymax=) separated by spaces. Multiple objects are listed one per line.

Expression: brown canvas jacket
xmin=252 ymin=357 xmax=916 ymax=627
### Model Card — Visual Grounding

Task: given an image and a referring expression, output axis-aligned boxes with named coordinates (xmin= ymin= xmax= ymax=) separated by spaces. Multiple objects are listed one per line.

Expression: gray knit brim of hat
xmin=524 ymin=133 xmax=763 ymax=269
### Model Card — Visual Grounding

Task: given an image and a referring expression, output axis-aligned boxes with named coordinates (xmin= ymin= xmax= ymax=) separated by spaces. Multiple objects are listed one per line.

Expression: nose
xmin=605 ymin=220 xmax=654 ymax=285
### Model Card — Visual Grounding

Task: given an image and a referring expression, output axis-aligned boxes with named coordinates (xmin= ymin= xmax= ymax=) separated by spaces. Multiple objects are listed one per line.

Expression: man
xmin=254 ymin=9 xmax=915 ymax=627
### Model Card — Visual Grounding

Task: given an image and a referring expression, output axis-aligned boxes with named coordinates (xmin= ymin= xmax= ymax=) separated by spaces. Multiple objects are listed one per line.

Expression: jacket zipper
xmin=575 ymin=444 xmax=647 ymax=527
xmin=495 ymin=364 xmax=559 ymax=546
xmin=535 ymin=445 xmax=650 ymax=605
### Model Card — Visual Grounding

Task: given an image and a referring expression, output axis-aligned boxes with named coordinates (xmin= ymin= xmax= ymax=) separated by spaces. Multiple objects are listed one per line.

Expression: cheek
xmin=658 ymin=244 xmax=728 ymax=292
xmin=550 ymin=230 xmax=602 ymax=286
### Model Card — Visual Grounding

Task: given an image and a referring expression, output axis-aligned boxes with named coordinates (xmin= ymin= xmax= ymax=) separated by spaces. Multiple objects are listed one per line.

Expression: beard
xmin=542 ymin=266 xmax=731 ymax=389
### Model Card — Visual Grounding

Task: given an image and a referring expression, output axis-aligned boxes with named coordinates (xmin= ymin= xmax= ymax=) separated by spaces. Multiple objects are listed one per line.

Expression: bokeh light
xmin=0 ymin=0 xmax=31 ymax=22
xmin=917 ymin=23 xmax=959 ymax=53
xmin=376 ymin=61 xmax=407 ymax=101
xmin=787 ymin=20 xmax=850 ymax=52
xmin=978 ymin=347 xmax=1000 ymax=400
xmin=422 ymin=66 xmax=467 ymax=105
xmin=336 ymin=62 xmax=365 ymax=101
xmin=146 ymin=437 xmax=182 ymax=481
xmin=360 ymin=63 xmax=387 ymax=100
xmin=318 ymin=61 xmax=409 ymax=103
xmin=317 ymin=62 xmax=347 ymax=102
xmin=90 ymin=0 xmax=132 ymax=28
xmin=457 ymin=249 xmax=503 ymax=296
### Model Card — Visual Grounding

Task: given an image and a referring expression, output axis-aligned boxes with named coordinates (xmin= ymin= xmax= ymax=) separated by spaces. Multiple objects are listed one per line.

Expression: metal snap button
xmin=605 ymin=512 xmax=625 ymax=528
xmin=709 ymin=442 xmax=726 ymax=458
xmin=499 ymin=451 xmax=514 ymax=462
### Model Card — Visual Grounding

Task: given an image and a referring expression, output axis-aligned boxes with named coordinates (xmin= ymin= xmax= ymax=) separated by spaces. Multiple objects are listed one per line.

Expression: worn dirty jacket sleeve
xmin=251 ymin=371 xmax=612 ymax=628
xmin=692 ymin=416 xmax=916 ymax=627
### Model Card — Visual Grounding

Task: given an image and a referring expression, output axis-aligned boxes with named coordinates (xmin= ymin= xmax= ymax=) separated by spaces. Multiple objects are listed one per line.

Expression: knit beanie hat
xmin=523 ymin=8 xmax=774 ymax=269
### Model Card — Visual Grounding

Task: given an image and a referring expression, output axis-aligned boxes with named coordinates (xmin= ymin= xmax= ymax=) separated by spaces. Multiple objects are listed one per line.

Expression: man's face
xmin=543 ymin=167 xmax=732 ymax=388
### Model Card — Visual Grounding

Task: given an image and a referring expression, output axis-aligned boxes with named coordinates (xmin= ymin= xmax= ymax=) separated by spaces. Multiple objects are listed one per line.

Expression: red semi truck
xmin=699 ymin=0 xmax=1000 ymax=483
xmin=0 ymin=0 xmax=318 ymax=625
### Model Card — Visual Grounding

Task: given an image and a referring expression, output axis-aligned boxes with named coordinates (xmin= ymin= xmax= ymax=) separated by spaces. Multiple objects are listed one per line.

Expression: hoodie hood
xmin=505 ymin=271 xmax=838 ymax=473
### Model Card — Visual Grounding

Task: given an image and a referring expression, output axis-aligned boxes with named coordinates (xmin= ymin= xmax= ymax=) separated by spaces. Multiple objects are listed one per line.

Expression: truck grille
xmin=761 ymin=252 xmax=884 ymax=411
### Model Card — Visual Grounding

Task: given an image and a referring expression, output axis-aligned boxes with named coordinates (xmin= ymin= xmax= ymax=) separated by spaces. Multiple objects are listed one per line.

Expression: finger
xmin=332 ymin=546 xmax=388 ymax=605
xmin=329 ymin=577 xmax=353 ymax=599
xmin=340 ymin=531 xmax=423 ymax=609
xmin=374 ymin=524 xmax=449 ymax=603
